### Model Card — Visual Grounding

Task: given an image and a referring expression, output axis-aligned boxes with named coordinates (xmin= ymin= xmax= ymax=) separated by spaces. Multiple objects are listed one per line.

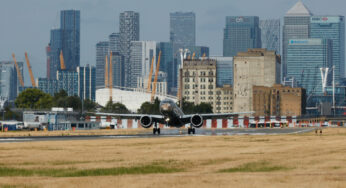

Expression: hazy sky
xmin=1 ymin=0 xmax=345 ymax=85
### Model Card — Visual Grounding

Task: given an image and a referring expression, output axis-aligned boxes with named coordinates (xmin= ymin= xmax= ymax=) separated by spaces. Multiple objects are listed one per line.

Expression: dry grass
xmin=0 ymin=128 xmax=346 ymax=188
xmin=0 ymin=129 xmax=151 ymax=137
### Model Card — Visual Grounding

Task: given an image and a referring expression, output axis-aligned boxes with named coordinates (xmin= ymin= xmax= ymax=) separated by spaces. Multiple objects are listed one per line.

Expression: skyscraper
xmin=260 ymin=19 xmax=280 ymax=54
xmin=47 ymin=29 xmax=62 ymax=80
xmin=109 ymin=33 xmax=120 ymax=53
xmin=129 ymin=41 xmax=157 ymax=88
xmin=310 ymin=16 xmax=345 ymax=82
xmin=95 ymin=41 xmax=109 ymax=88
xmin=47 ymin=10 xmax=80 ymax=79
xmin=283 ymin=1 xmax=312 ymax=79
xmin=286 ymin=39 xmax=332 ymax=97
xmin=77 ymin=65 xmax=96 ymax=101
xmin=60 ymin=10 xmax=81 ymax=71
xmin=112 ymin=52 xmax=124 ymax=87
xmin=0 ymin=61 xmax=20 ymax=101
xmin=170 ymin=12 xmax=196 ymax=55
xmin=157 ymin=42 xmax=175 ymax=94
xmin=119 ymin=11 xmax=140 ymax=87
xmin=223 ymin=16 xmax=261 ymax=57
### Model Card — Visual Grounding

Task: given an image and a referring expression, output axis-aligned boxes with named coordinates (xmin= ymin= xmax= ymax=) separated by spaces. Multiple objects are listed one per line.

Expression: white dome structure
xmin=96 ymin=87 xmax=177 ymax=112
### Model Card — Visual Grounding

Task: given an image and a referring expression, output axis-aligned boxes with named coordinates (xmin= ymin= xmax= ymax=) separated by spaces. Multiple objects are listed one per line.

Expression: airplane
xmin=96 ymin=99 xmax=251 ymax=135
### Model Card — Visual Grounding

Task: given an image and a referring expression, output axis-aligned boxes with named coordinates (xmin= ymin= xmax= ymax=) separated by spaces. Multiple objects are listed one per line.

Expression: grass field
xmin=0 ymin=129 xmax=152 ymax=137
xmin=0 ymin=128 xmax=346 ymax=188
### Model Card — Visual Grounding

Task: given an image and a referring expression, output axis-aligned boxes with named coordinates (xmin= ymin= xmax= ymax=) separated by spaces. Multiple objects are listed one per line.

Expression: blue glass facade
xmin=57 ymin=70 xmax=78 ymax=97
xmin=287 ymin=39 xmax=332 ymax=98
xmin=60 ymin=10 xmax=80 ymax=71
xmin=38 ymin=78 xmax=61 ymax=96
xmin=170 ymin=12 xmax=196 ymax=55
xmin=157 ymin=42 xmax=175 ymax=94
xmin=223 ymin=16 xmax=261 ymax=57
xmin=47 ymin=29 xmax=62 ymax=79
xmin=186 ymin=46 xmax=210 ymax=59
xmin=310 ymin=16 xmax=345 ymax=83
xmin=210 ymin=57 xmax=233 ymax=87
xmin=77 ymin=65 xmax=96 ymax=101
xmin=47 ymin=10 xmax=80 ymax=79
xmin=260 ymin=19 xmax=280 ymax=54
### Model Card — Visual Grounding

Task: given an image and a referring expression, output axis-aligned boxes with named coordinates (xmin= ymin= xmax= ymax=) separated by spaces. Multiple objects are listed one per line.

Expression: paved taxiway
xmin=0 ymin=128 xmax=314 ymax=143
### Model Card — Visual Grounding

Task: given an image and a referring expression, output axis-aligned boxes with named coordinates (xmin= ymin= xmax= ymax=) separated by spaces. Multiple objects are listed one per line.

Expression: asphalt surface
xmin=0 ymin=128 xmax=314 ymax=143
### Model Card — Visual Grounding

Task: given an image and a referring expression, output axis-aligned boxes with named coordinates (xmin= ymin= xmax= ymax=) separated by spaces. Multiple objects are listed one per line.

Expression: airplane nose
xmin=161 ymin=103 xmax=171 ymax=111
xmin=160 ymin=103 xmax=172 ymax=115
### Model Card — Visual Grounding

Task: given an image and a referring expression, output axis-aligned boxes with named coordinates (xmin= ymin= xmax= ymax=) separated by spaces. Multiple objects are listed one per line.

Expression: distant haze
xmin=1 ymin=0 xmax=345 ymax=85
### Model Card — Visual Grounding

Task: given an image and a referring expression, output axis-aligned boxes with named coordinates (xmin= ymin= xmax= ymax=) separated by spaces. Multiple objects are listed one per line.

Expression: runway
xmin=0 ymin=128 xmax=314 ymax=143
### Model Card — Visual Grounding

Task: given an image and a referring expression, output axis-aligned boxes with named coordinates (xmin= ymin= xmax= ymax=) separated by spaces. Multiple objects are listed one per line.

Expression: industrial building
xmin=233 ymin=49 xmax=281 ymax=113
xmin=253 ymin=84 xmax=306 ymax=116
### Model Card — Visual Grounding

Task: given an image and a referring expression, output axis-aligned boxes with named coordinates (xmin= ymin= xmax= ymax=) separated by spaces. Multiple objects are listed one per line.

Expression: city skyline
xmin=1 ymin=0 xmax=346 ymax=85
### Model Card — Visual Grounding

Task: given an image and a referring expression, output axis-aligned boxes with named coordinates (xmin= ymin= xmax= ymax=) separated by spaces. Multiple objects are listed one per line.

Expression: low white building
xmin=96 ymin=88 xmax=177 ymax=112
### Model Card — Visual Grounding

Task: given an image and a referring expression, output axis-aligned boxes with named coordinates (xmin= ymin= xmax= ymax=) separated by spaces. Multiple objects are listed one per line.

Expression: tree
xmin=52 ymin=90 xmax=82 ymax=110
xmin=102 ymin=100 xmax=130 ymax=113
xmin=137 ymin=98 xmax=161 ymax=114
xmin=15 ymin=88 xmax=53 ymax=109
xmin=83 ymin=99 xmax=97 ymax=112
xmin=178 ymin=97 xmax=213 ymax=114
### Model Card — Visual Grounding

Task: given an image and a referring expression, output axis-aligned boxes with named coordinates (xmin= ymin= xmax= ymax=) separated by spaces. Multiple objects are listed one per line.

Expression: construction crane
xmin=105 ymin=55 xmax=109 ymax=89
xmin=24 ymin=52 xmax=36 ymax=87
xmin=192 ymin=52 xmax=196 ymax=60
xmin=11 ymin=53 xmax=24 ymax=87
xmin=151 ymin=51 xmax=161 ymax=102
xmin=59 ymin=50 xmax=66 ymax=70
xmin=147 ymin=56 xmax=155 ymax=93
xmin=109 ymin=52 xmax=113 ymax=101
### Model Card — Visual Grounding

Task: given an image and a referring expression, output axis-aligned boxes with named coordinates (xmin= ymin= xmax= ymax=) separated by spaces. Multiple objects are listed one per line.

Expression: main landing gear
xmin=188 ymin=126 xmax=195 ymax=135
xmin=153 ymin=122 xmax=160 ymax=135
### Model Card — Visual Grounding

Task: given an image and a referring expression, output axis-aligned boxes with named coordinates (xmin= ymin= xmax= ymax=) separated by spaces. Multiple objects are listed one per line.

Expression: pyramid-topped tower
xmin=282 ymin=1 xmax=312 ymax=79
xmin=286 ymin=1 xmax=313 ymax=16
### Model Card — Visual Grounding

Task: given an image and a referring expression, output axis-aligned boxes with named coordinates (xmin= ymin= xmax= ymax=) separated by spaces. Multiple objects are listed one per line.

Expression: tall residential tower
xmin=119 ymin=11 xmax=140 ymax=88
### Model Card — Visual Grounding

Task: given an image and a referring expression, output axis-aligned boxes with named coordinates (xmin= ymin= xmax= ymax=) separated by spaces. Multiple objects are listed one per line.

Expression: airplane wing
xmin=94 ymin=112 xmax=164 ymax=122
xmin=180 ymin=112 xmax=253 ymax=120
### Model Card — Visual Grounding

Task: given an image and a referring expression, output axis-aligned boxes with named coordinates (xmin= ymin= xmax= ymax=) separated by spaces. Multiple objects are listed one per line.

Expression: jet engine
xmin=190 ymin=114 xmax=203 ymax=128
xmin=140 ymin=116 xmax=152 ymax=128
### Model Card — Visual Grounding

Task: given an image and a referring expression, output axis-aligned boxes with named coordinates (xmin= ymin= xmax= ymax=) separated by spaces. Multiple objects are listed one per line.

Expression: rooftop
xmin=286 ymin=1 xmax=313 ymax=17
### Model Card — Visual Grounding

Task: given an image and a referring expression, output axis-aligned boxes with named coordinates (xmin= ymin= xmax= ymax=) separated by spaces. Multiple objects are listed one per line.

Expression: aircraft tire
xmin=153 ymin=128 xmax=156 ymax=135
xmin=192 ymin=128 xmax=195 ymax=134
xmin=187 ymin=128 xmax=191 ymax=134
xmin=157 ymin=128 xmax=161 ymax=135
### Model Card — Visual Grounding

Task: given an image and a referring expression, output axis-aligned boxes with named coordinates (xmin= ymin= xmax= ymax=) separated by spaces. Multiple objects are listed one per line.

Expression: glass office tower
xmin=287 ymin=39 xmax=332 ymax=96
xmin=283 ymin=1 xmax=312 ymax=79
xmin=260 ymin=19 xmax=280 ymax=54
xmin=223 ymin=16 xmax=261 ymax=57
xmin=311 ymin=16 xmax=345 ymax=82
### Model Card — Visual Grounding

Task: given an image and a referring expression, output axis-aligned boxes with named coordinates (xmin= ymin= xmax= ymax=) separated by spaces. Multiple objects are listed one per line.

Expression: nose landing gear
xmin=153 ymin=122 xmax=160 ymax=135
